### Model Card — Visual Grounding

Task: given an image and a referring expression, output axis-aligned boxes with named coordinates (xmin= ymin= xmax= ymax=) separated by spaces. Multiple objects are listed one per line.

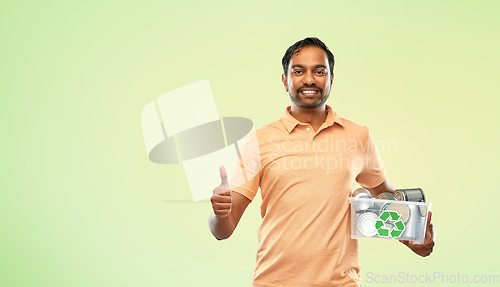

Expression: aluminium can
xmin=394 ymin=188 xmax=427 ymax=217
xmin=381 ymin=202 xmax=411 ymax=224
xmin=352 ymin=188 xmax=373 ymax=211
xmin=376 ymin=192 xmax=396 ymax=200
xmin=373 ymin=192 xmax=396 ymax=211
xmin=403 ymin=204 xmax=424 ymax=239
xmin=394 ymin=188 xmax=426 ymax=202
xmin=356 ymin=212 xmax=379 ymax=237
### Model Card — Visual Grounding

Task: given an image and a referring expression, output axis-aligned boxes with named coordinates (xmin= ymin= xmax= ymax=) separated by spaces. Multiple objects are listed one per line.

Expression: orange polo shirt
xmin=229 ymin=105 xmax=387 ymax=287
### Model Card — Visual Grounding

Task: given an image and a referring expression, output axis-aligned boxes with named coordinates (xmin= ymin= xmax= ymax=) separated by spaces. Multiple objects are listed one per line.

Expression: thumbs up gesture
xmin=211 ymin=165 xmax=233 ymax=218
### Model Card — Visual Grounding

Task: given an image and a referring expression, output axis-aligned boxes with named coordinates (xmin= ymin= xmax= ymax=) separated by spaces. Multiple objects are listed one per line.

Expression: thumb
xmin=219 ymin=165 xmax=230 ymax=188
xmin=426 ymin=211 xmax=434 ymax=237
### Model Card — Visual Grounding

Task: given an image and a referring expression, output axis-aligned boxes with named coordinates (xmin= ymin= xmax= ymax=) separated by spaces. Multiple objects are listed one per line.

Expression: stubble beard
xmin=289 ymin=88 xmax=330 ymax=109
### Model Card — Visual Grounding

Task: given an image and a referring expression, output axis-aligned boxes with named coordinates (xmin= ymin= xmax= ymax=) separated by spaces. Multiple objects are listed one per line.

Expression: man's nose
xmin=303 ymin=71 xmax=315 ymax=85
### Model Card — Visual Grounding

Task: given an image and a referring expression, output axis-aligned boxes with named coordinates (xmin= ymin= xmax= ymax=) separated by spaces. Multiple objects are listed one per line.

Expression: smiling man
xmin=209 ymin=37 xmax=435 ymax=287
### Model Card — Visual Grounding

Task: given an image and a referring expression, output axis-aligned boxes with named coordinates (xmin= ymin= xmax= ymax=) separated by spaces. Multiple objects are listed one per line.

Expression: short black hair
xmin=282 ymin=37 xmax=335 ymax=77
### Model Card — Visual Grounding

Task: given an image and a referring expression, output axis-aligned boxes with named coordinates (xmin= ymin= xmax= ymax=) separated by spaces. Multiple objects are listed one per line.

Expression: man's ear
xmin=282 ymin=74 xmax=288 ymax=92
xmin=330 ymin=73 xmax=334 ymax=85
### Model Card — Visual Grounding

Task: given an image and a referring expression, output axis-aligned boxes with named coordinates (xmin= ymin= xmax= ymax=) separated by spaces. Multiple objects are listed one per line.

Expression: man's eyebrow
xmin=291 ymin=64 xmax=327 ymax=69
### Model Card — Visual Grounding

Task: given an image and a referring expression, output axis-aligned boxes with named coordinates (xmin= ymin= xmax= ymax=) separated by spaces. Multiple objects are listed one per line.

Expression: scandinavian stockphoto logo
xmin=140 ymin=80 xmax=260 ymax=202
xmin=375 ymin=210 xmax=405 ymax=239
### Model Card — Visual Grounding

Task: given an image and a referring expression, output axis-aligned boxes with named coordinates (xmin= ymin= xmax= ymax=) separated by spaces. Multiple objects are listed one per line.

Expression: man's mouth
xmin=300 ymin=89 xmax=320 ymax=96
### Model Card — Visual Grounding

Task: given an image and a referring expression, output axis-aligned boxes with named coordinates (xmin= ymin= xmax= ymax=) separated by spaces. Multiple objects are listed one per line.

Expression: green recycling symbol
xmin=375 ymin=211 xmax=406 ymax=239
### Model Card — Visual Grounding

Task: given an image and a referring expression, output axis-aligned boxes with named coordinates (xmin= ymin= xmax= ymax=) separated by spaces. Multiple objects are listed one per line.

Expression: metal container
xmin=352 ymin=188 xmax=372 ymax=198
xmin=374 ymin=193 xmax=396 ymax=211
xmin=381 ymin=202 xmax=411 ymax=224
xmin=394 ymin=188 xmax=426 ymax=202
xmin=402 ymin=204 xmax=423 ymax=239
xmin=394 ymin=188 xmax=427 ymax=217
xmin=351 ymin=188 xmax=373 ymax=211
xmin=376 ymin=192 xmax=396 ymax=200
xmin=356 ymin=212 xmax=379 ymax=237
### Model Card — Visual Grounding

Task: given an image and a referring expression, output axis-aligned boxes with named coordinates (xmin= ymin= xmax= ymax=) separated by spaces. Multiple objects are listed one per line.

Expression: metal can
xmin=352 ymin=188 xmax=373 ymax=211
xmin=394 ymin=188 xmax=427 ymax=217
xmin=357 ymin=212 xmax=379 ymax=237
xmin=376 ymin=192 xmax=396 ymax=200
xmin=352 ymin=188 xmax=372 ymax=198
xmin=394 ymin=188 xmax=426 ymax=202
xmin=373 ymin=193 xmax=396 ymax=212
xmin=403 ymin=204 xmax=424 ymax=240
xmin=381 ymin=202 xmax=411 ymax=224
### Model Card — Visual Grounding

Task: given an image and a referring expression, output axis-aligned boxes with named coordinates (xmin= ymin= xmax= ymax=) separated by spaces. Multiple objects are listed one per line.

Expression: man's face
xmin=282 ymin=46 xmax=334 ymax=109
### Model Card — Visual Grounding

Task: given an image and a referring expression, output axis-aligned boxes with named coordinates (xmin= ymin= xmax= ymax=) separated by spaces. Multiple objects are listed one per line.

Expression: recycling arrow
xmin=375 ymin=210 xmax=406 ymax=239
xmin=379 ymin=211 xmax=390 ymax=221
xmin=390 ymin=211 xmax=400 ymax=221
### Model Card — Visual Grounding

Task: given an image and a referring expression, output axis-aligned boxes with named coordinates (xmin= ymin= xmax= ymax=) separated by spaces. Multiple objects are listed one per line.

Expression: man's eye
xmin=292 ymin=70 xmax=303 ymax=75
xmin=316 ymin=71 xmax=326 ymax=75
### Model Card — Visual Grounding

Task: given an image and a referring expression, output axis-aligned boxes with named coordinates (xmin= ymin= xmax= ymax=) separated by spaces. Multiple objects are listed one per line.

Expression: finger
xmin=211 ymin=194 xmax=232 ymax=203
xmin=427 ymin=221 xmax=434 ymax=236
xmin=219 ymin=190 xmax=231 ymax=197
xmin=213 ymin=186 xmax=231 ymax=196
xmin=214 ymin=209 xmax=231 ymax=217
xmin=219 ymin=165 xmax=230 ymax=188
xmin=424 ymin=226 xmax=435 ymax=244
xmin=212 ymin=189 xmax=231 ymax=196
xmin=408 ymin=240 xmax=425 ymax=247
xmin=422 ymin=234 xmax=433 ymax=245
xmin=418 ymin=244 xmax=433 ymax=255
xmin=213 ymin=202 xmax=231 ymax=211
xmin=424 ymin=221 xmax=434 ymax=243
xmin=213 ymin=203 xmax=232 ymax=216
xmin=425 ymin=211 xmax=434 ymax=237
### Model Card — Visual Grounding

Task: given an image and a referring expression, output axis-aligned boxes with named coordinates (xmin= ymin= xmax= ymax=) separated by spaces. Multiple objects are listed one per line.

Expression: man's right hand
xmin=210 ymin=165 xmax=232 ymax=218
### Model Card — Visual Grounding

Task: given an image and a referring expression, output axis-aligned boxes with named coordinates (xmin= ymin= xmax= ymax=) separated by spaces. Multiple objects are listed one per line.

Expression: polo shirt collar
xmin=280 ymin=105 xmax=344 ymax=134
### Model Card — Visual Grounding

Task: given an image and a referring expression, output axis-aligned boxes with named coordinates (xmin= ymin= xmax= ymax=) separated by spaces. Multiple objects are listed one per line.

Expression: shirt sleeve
xmin=355 ymin=128 xmax=387 ymax=188
xmin=228 ymin=131 xmax=261 ymax=201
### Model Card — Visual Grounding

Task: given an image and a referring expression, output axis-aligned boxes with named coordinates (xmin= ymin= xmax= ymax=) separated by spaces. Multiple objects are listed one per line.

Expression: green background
xmin=1 ymin=0 xmax=499 ymax=286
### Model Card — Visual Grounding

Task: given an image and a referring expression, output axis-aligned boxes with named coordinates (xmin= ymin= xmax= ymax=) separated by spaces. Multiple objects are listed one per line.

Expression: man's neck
xmin=289 ymin=104 xmax=327 ymax=132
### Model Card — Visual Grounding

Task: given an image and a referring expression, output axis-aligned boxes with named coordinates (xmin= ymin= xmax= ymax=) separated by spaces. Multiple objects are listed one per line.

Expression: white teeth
xmin=302 ymin=90 xmax=317 ymax=94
